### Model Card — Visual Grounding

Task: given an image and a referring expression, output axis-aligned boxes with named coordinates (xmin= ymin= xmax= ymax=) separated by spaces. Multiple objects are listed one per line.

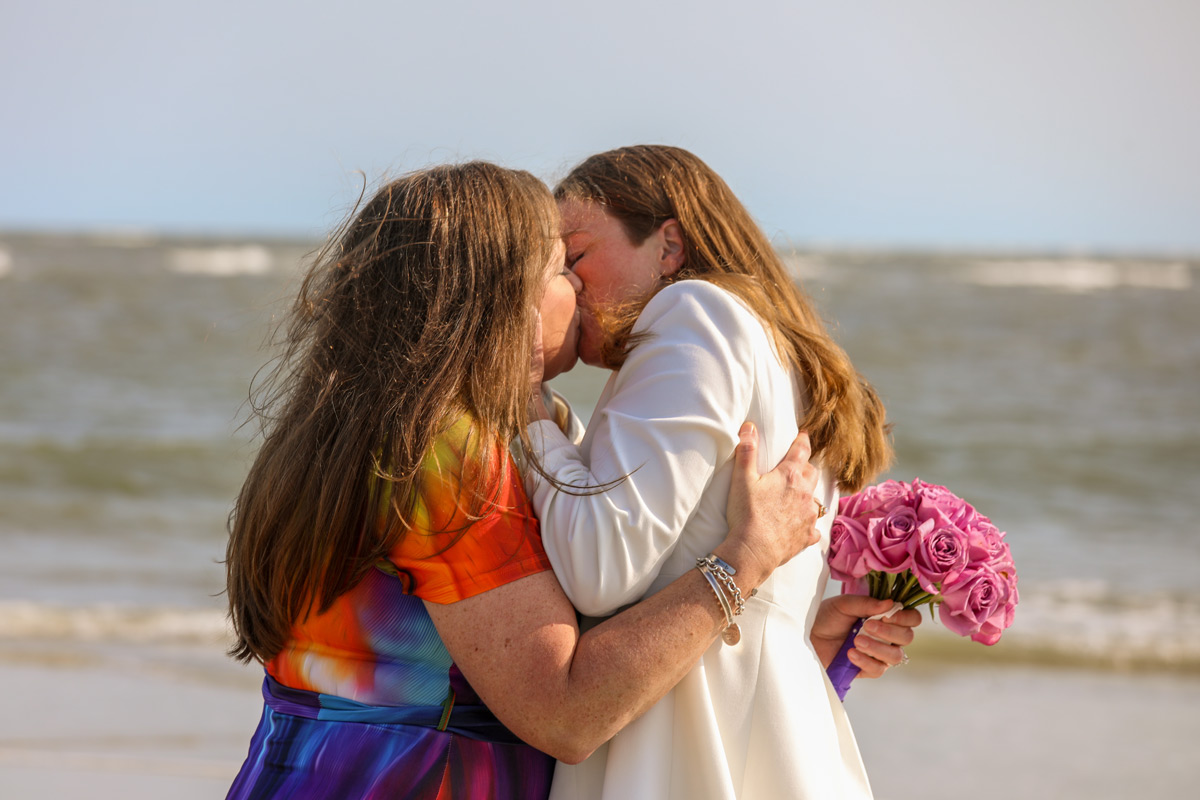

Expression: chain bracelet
xmin=696 ymin=554 xmax=747 ymax=616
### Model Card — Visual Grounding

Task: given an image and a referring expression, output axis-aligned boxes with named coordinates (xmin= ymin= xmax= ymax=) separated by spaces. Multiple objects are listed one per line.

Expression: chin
xmin=544 ymin=340 xmax=580 ymax=381
xmin=576 ymin=332 xmax=605 ymax=368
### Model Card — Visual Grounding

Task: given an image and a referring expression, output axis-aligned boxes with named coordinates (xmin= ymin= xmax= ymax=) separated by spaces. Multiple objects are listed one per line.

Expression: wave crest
xmin=911 ymin=581 xmax=1200 ymax=673
xmin=967 ymin=259 xmax=1193 ymax=292
xmin=0 ymin=601 xmax=231 ymax=645
xmin=168 ymin=245 xmax=273 ymax=276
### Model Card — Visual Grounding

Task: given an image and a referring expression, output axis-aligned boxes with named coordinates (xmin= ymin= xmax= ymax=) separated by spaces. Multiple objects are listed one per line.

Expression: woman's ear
xmin=657 ymin=219 xmax=685 ymax=277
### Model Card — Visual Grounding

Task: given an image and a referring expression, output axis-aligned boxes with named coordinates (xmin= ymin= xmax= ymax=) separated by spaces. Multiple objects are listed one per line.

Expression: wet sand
xmin=1 ymin=637 xmax=1197 ymax=799
xmin=849 ymin=661 xmax=1200 ymax=799
xmin=0 ymin=639 xmax=262 ymax=799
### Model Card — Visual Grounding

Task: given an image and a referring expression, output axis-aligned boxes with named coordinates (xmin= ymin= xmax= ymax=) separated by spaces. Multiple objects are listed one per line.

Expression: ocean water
xmin=1 ymin=232 xmax=1197 ymax=672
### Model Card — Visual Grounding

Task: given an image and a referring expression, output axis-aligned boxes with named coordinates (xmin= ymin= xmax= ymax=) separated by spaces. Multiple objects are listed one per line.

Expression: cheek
xmin=539 ymin=282 xmax=577 ymax=334
xmin=573 ymin=256 xmax=620 ymax=305
xmin=577 ymin=253 xmax=657 ymax=308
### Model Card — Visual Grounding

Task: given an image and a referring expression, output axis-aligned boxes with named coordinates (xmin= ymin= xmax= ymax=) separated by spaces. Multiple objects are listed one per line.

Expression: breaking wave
xmin=966 ymin=259 xmax=1193 ymax=292
xmin=168 ymin=245 xmax=274 ymax=276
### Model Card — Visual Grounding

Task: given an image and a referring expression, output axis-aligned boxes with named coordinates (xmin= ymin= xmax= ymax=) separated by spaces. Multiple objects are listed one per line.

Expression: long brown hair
xmin=555 ymin=145 xmax=891 ymax=491
xmin=226 ymin=162 xmax=558 ymax=664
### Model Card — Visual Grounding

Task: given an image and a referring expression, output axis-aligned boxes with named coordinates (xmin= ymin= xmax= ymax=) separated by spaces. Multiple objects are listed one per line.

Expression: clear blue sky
xmin=3 ymin=0 xmax=1198 ymax=254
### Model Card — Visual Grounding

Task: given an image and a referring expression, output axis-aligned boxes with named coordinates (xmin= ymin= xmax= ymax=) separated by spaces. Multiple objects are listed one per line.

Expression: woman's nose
xmin=564 ymin=270 xmax=583 ymax=293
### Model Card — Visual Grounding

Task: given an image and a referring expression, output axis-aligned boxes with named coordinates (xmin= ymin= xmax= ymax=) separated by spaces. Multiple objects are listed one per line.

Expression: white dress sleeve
xmin=525 ymin=281 xmax=763 ymax=616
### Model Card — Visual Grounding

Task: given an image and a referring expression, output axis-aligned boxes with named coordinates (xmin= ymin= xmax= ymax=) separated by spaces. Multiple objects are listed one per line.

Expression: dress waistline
xmin=261 ymin=675 xmax=526 ymax=744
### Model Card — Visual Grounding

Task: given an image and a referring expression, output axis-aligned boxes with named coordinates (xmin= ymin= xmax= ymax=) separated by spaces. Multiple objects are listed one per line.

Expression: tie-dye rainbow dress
xmin=227 ymin=419 xmax=556 ymax=799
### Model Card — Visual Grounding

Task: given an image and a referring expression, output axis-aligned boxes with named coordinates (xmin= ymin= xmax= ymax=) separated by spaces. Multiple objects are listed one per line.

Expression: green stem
xmin=896 ymin=571 xmax=920 ymax=603
xmin=903 ymin=590 xmax=936 ymax=609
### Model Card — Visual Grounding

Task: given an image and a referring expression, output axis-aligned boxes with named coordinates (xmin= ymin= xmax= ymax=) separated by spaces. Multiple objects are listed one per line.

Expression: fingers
xmin=833 ymin=596 xmax=921 ymax=628
xmin=779 ymin=431 xmax=813 ymax=488
xmin=849 ymin=604 xmax=920 ymax=678
xmin=846 ymin=638 xmax=907 ymax=678
xmin=729 ymin=422 xmax=760 ymax=497
xmin=822 ymin=593 xmax=918 ymax=677
xmin=724 ymin=425 xmax=825 ymax=573
xmin=735 ymin=421 xmax=759 ymax=470
xmin=861 ymin=617 xmax=917 ymax=648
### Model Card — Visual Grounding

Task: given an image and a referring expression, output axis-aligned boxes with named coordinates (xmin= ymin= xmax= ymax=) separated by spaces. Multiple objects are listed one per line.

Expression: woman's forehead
xmin=559 ymin=200 xmax=626 ymax=243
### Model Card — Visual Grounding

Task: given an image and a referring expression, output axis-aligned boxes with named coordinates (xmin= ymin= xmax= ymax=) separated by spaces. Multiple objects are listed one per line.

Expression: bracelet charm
xmin=696 ymin=554 xmax=752 ymax=646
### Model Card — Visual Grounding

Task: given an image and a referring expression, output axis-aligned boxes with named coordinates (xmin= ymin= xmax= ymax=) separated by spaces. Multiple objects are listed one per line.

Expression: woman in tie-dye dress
xmin=223 ymin=162 xmax=825 ymax=799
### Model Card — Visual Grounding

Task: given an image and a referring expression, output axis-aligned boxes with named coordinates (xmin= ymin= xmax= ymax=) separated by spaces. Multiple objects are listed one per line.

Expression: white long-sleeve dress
xmin=525 ymin=280 xmax=873 ymax=800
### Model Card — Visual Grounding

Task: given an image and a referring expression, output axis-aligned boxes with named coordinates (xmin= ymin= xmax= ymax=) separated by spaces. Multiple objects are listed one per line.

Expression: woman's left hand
xmin=811 ymin=595 xmax=922 ymax=677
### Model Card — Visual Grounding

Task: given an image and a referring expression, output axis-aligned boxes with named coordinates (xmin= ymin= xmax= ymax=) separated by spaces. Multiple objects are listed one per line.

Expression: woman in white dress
xmin=526 ymin=146 xmax=920 ymax=799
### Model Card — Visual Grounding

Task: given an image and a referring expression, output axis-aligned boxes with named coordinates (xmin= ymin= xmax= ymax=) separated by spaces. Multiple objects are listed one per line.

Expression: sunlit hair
xmin=555 ymin=145 xmax=892 ymax=491
xmin=226 ymin=162 xmax=558 ymax=664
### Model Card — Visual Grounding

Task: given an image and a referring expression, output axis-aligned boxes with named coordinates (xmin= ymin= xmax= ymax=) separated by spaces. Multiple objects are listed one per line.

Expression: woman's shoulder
xmin=637 ymin=279 xmax=771 ymax=346
xmin=389 ymin=413 xmax=549 ymax=604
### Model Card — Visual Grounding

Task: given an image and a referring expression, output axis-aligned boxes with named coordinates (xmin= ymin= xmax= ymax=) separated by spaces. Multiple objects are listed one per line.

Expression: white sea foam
xmin=0 ymin=601 xmax=231 ymax=645
xmin=4 ymin=585 xmax=1199 ymax=671
xmin=966 ymin=259 xmax=1193 ymax=292
xmin=168 ymin=245 xmax=274 ymax=276
xmin=917 ymin=580 xmax=1200 ymax=671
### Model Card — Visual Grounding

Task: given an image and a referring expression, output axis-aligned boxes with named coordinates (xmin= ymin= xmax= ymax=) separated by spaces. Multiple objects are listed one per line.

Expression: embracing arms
xmin=425 ymin=424 xmax=819 ymax=764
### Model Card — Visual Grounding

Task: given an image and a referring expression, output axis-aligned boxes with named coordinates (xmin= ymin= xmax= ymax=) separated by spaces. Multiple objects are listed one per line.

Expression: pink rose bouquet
xmin=826 ymin=478 xmax=1018 ymax=700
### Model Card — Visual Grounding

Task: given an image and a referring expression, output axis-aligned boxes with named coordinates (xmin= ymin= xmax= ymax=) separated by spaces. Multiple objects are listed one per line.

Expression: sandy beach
xmin=0 ymin=637 xmax=262 ymax=799
xmin=2 ymin=633 xmax=1197 ymax=800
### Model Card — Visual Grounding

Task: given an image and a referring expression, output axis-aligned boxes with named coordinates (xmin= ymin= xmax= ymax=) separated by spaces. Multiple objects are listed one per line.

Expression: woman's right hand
xmin=718 ymin=422 xmax=821 ymax=583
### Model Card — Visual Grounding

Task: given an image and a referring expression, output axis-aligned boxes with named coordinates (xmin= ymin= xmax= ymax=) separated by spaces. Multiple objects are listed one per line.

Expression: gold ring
xmin=814 ymin=499 xmax=828 ymax=518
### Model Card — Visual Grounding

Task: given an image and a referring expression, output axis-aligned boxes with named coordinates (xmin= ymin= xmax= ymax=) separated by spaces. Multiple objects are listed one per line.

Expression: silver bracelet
xmin=697 ymin=554 xmax=747 ymax=616
xmin=698 ymin=566 xmax=734 ymax=627
xmin=696 ymin=554 xmax=750 ymax=646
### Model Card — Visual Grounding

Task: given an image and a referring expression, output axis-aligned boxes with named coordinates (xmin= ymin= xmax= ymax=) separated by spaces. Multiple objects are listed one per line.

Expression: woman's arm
xmin=527 ymin=282 xmax=775 ymax=616
xmin=426 ymin=424 xmax=819 ymax=764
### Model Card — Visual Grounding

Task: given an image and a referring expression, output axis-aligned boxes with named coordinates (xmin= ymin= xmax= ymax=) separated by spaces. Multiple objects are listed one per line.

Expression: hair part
xmin=555 ymin=145 xmax=892 ymax=491
xmin=226 ymin=162 xmax=558 ymax=664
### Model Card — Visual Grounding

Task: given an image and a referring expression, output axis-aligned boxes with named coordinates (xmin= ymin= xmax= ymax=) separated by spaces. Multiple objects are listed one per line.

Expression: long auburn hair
xmin=556 ymin=145 xmax=891 ymax=491
xmin=226 ymin=162 xmax=558 ymax=664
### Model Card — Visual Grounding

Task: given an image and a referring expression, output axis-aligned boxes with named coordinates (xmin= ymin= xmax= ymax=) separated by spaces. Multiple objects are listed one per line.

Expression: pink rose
xmin=911 ymin=479 xmax=959 ymax=506
xmin=912 ymin=524 xmax=969 ymax=593
xmin=828 ymin=516 xmax=871 ymax=582
xmin=862 ymin=508 xmax=922 ymax=574
xmin=840 ymin=576 xmax=870 ymax=597
xmin=964 ymin=517 xmax=1005 ymax=566
xmin=988 ymin=538 xmax=1016 ymax=578
xmin=839 ymin=479 xmax=913 ymax=520
xmin=913 ymin=479 xmax=978 ymax=530
xmin=938 ymin=565 xmax=1014 ymax=645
